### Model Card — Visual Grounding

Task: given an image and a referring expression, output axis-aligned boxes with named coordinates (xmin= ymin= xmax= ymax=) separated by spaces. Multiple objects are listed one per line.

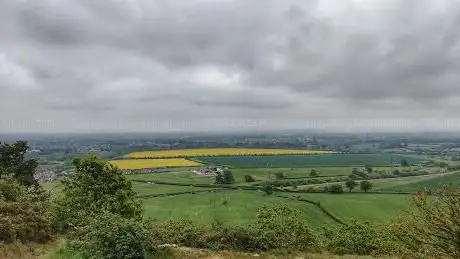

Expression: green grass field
xmin=142 ymin=190 xmax=335 ymax=228
xmin=283 ymin=193 xmax=411 ymax=224
xmin=379 ymin=171 xmax=460 ymax=192
xmin=195 ymin=154 xmax=423 ymax=169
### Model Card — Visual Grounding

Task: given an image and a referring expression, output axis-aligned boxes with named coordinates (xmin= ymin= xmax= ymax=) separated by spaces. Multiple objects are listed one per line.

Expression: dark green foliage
xmin=365 ymin=165 xmax=373 ymax=174
xmin=0 ymin=177 xmax=54 ymax=243
xmin=0 ymin=141 xmax=38 ymax=185
xmin=150 ymin=220 xmax=265 ymax=251
xmin=352 ymin=168 xmax=368 ymax=179
xmin=215 ymin=173 xmax=225 ymax=184
xmin=328 ymin=184 xmax=344 ymax=194
xmin=345 ymin=179 xmax=358 ymax=192
xmin=400 ymin=159 xmax=409 ymax=167
xmin=348 ymin=174 xmax=357 ymax=180
xmin=68 ymin=212 xmax=155 ymax=259
xmin=150 ymin=204 xmax=316 ymax=252
xmin=255 ymin=204 xmax=316 ymax=250
xmin=360 ymin=181 xmax=373 ymax=192
xmin=275 ymin=171 xmax=284 ymax=180
xmin=244 ymin=175 xmax=255 ymax=182
xmin=324 ymin=221 xmax=381 ymax=255
xmin=54 ymin=155 xmax=142 ymax=228
xmin=223 ymin=170 xmax=234 ymax=184
xmin=439 ymin=162 xmax=449 ymax=168
xmin=310 ymin=168 xmax=318 ymax=177
xmin=215 ymin=170 xmax=234 ymax=184
xmin=262 ymin=184 xmax=274 ymax=195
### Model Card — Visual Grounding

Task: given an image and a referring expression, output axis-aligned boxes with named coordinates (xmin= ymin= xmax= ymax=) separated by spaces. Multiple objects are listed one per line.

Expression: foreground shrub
xmin=68 ymin=212 xmax=155 ymax=259
xmin=324 ymin=221 xmax=380 ymax=255
xmin=0 ymin=178 xmax=54 ymax=243
xmin=150 ymin=220 xmax=264 ymax=251
xmin=150 ymin=204 xmax=316 ymax=252
xmin=54 ymin=155 xmax=143 ymax=229
xmin=390 ymin=186 xmax=460 ymax=258
xmin=256 ymin=204 xmax=316 ymax=251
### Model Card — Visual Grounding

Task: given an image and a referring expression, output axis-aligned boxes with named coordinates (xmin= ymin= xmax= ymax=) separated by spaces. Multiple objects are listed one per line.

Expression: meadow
xmin=142 ymin=190 xmax=336 ymax=227
xmin=109 ymin=158 xmax=202 ymax=169
xmin=126 ymin=148 xmax=335 ymax=158
xmin=195 ymin=153 xmax=422 ymax=168
xmin=141 ymin=190 xmax=412 ymax=227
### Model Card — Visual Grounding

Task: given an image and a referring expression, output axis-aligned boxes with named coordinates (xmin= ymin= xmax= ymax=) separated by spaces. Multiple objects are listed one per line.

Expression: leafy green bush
xmin=54 ymin=155 xmax=143 ymax=228
xmin=324 ymin=221 xmax=380 ymax=255
xmin=328 ymin=184 xmax=344 ymax=194
xmin=255 ymin=204 xmax=316 ymax=251
xmin=68 ymin=212 xmax=155 ymax=259
xmin=262 ymin=184 xmax=274 ymax=195
xmin=0 ymin=178 xmax=55 ymax=243
xmin=150 ymin=205 xmax=316 ymax=252
xmin=244 ymin=175 xmax=255 ymax=182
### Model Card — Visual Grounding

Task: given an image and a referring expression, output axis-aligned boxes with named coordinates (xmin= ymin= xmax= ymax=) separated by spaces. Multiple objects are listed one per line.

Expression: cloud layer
xmin=1 ymin=0 xmax=460 ymax=132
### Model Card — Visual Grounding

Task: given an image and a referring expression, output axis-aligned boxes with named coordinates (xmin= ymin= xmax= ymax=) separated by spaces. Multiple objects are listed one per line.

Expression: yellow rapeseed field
xmin=110 ymin=158 xmax=202 ymax=169
xmin=126 ymin=148 xmax=335 ymax=159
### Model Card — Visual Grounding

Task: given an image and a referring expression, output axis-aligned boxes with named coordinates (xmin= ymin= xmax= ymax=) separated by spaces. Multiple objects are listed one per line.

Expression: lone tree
xmin=360 ymin=180 xmax=373 ymax=193
xmin=0 ymin=141 xmax=38 ymax=185
xmin=244 ymin=175 xmax=255 ymax=182
xmin=310 ymin=169 xmax=318 ymax=177
xmin=401 ymin=159 xmax=409 ymax=167
xmin=345 ymin=179 xmax=358 ymax=192
xmin=275 ymin=172 xmax=285 ymax=180
xmin=223 ymin=169 xmax=235 ymax=184
xmin=262 ymin=183 xmax=274 ymax=195
xmin=215 ymin=173 xmax=225 ymax=184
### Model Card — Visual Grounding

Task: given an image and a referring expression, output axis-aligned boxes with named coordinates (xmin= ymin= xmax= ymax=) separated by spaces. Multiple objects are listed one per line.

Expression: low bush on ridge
xmin=150 ymin=204 xmax=317 ymax=252
xmin=0 ymin=177 xmax=55 ymax=244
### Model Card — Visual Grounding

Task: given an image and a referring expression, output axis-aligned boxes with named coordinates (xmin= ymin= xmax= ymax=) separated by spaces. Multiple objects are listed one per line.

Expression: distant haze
xmin=1 ymin=0 xmax=460 ymax=133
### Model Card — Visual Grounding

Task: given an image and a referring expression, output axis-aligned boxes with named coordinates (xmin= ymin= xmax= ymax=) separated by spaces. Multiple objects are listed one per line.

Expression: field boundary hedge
xmin=138 ymin=189 xmax=224 ymax=198
xmin=132 ymin=179 xmax=261 ymax=191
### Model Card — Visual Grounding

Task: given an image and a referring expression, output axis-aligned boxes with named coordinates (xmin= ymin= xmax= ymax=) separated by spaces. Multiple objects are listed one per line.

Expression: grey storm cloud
xmin=1 ymin=0 xmax=460 ymax=132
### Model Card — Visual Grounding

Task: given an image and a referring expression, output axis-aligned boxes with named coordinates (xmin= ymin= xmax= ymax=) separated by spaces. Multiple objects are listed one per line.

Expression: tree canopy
xmin=0 ymin=141 xmax=38 ymax=185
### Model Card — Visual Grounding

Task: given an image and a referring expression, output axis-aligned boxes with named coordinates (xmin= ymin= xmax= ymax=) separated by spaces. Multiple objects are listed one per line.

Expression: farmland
xmin=110 ymin=158 xmax=202 ymax=169
xmin=42 ymin=147 xmax=446 ymax=229
xmin=142 ymin=190 xmax=336 ymax=227
xmin=126 ymin=148 xmax=335 ymax=158
xmin=127 ymin=166 xmax=390 ymax=185
xmin=196 ymin=153 xmax=423 ymax=168
xmin=378 ymin=171 xmax=460 ymax=192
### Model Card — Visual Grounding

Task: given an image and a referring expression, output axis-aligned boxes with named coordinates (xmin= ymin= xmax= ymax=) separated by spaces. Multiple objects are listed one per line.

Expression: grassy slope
xmin=195 ymin=154 xmax=422 ymax=169
xmin=142 ymin=190 xmax=335 ymax=228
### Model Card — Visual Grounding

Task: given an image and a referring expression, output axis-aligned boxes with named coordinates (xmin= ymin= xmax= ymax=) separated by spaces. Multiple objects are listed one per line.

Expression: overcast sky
xmin=1 ymin=0 xmax=460 ymax=133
